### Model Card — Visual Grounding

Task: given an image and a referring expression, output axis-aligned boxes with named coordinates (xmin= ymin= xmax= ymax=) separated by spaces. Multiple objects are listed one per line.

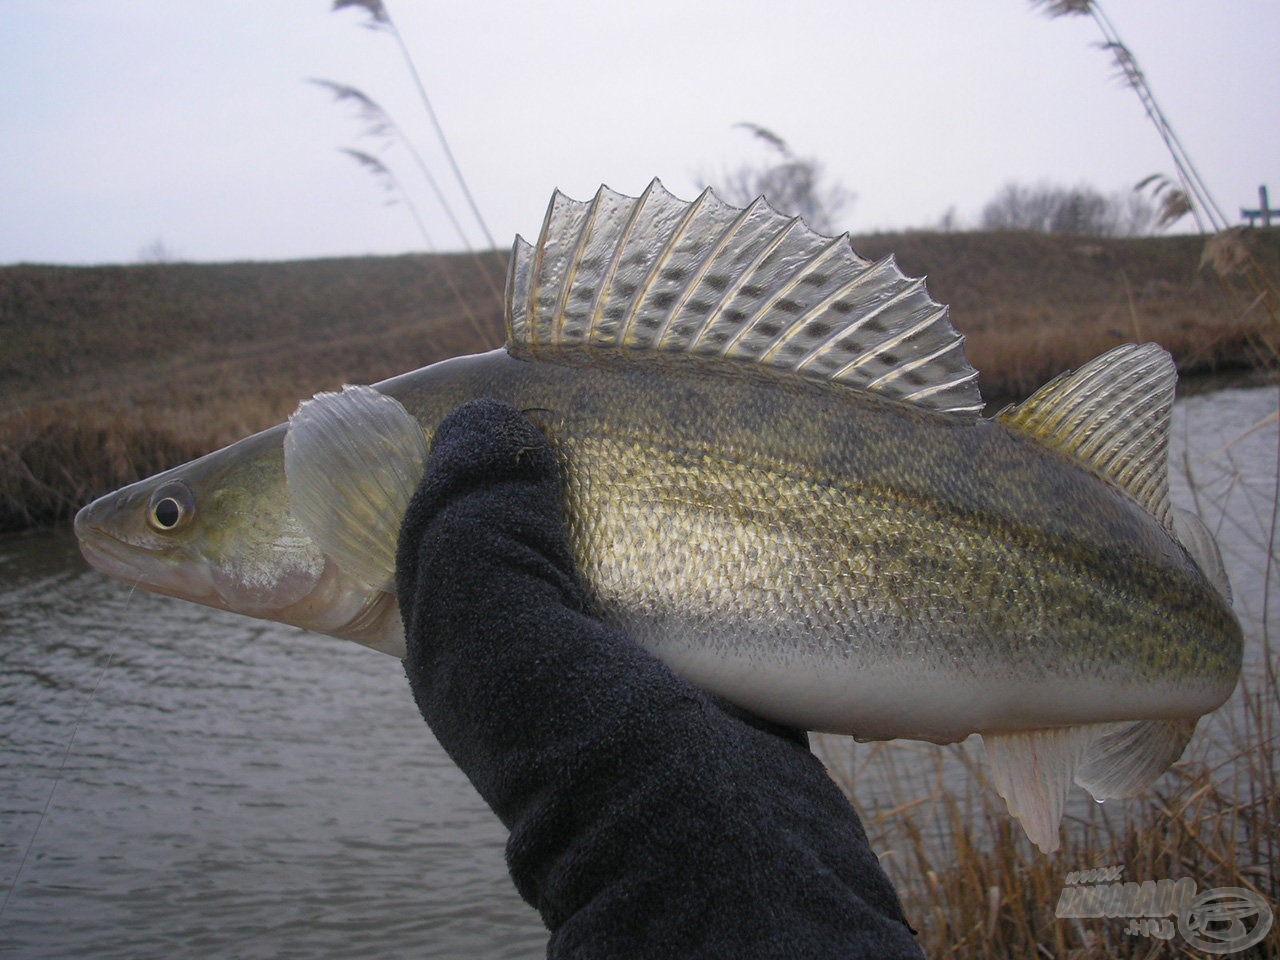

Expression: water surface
xmin=2 ymin=383 xmax=1276 ymax=958
xmin=0 ymin=535 xmax=546 ymax=959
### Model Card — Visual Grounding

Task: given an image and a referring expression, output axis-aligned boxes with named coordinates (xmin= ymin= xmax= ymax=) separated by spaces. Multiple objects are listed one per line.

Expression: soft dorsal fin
xmin=998 ymin=343 xmax=1175 ymax=529
xmin=1172 ymin=506 xmax=1233 ymax=604
xmin=505 ymin=179 xmax=983 ymax=417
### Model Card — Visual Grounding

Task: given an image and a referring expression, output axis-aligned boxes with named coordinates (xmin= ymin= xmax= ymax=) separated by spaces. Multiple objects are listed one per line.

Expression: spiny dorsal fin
xmin=505 ymin=179 xmax=983 ymax=417
xmin=998 ymin=343 xmax=1175 ymax=529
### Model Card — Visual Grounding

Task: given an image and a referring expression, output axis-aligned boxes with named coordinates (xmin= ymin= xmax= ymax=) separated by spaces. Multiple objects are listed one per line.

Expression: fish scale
xmin=75 ymin=181 xmax=1243 ymax=852
xmin=493 ymin=357 xmax=1233 ymax=690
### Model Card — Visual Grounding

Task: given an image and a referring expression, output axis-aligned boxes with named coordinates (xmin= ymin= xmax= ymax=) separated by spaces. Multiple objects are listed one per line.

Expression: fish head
xmin=74 ymin=422 xmax=405 ymax=655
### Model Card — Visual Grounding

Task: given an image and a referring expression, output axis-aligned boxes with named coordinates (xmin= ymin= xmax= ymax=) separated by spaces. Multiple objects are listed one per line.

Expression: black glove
xmin=396 ymin=398 xmax=923 ymax=960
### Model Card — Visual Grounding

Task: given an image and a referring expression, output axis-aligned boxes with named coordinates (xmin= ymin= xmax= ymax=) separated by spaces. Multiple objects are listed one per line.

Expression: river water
xmin=1 ymin=384 xmax=1277 ymax=959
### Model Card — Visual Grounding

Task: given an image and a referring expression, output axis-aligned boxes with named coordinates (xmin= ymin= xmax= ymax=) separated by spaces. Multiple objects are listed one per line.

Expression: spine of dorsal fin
xmin=504 ymin=179 xmax=984 ymax=418
xmin=997 ymin=343 xmax=1176 ymax=530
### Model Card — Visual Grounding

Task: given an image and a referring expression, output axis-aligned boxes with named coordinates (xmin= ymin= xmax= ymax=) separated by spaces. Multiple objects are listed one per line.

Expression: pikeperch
xmin=75 ymin=181 xmax=1243 ymax=851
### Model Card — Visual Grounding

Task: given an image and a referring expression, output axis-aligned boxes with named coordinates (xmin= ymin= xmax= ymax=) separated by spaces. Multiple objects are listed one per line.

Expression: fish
xmin=75 ymin=180 xmax=1243 ymax=852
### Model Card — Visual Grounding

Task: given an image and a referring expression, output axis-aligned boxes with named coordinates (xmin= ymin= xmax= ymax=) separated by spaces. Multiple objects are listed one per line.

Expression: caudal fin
xmin=983 ymin=718 xmax=1196 ymax=852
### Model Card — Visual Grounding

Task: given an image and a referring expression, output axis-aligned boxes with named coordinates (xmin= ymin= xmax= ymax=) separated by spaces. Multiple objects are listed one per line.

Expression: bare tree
xmin=705 ymin=124 xmax=854 ymax=235
xmin=980 ymin=181 xmax=1157 ymax=236
xmin=136 ymin=237 xmax=183 ymax=264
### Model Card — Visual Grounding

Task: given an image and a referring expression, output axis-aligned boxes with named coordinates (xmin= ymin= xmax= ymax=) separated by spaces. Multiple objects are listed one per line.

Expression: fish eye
xmin=147 ymin=482 xmax=196 ymax=532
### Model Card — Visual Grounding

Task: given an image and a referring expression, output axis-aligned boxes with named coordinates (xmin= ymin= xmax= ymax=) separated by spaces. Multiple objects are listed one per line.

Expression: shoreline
xmin=4 ymin=356 xmax=1274 ymax=535
xmin=4 ymin=229 xmax=1277 ymax=532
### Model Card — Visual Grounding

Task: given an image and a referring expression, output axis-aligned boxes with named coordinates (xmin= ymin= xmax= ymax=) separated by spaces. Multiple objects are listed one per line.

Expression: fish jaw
xmin=73 ymin=422 xmax=406 ymax=654
xmin=75 ymin=503 xmax=219 ymax=603
xmin=73 ymin=424 xmax=316 ymax=609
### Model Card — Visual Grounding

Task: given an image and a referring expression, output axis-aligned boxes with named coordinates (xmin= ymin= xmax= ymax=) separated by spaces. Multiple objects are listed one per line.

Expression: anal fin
xmin=982 ymin=726 xmax=1095 ymax=853
xmin=983 ymin=719 xmax=1196 ymax=852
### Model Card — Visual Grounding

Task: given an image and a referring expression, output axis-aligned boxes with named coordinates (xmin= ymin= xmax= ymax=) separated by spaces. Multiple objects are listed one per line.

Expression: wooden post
xmin=1241 ymin=185 xmax=1277 ymax=226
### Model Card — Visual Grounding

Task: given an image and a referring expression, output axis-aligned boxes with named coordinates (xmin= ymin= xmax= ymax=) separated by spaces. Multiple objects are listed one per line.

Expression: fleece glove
xmin=396 ymin=398 xmax=923 ymax=960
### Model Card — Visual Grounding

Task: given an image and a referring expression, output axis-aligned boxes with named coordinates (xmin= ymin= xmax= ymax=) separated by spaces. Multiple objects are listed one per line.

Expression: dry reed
xmin=817 ymin=655 xmax=1278 ymax=957
xmin=3 ymin=230 xmax=1278 ymax=532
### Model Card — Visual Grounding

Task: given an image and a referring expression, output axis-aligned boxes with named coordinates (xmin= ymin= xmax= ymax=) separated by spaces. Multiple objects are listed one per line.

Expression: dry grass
xmin=5 ymin=229 xmax=1277 ymax=954
xmin=817 ymin=664 xmax=1278 ymax=957
xmin=2 ymin=228 xmax=1278 ymax=532
xmin=856 ymin=227 xmax=1280 ymax=404
xmin=1 ymin=253 xmax=504 ymax=531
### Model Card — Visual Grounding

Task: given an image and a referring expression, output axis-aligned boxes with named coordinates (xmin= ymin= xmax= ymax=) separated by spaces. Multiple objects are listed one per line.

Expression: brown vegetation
xmin=856 ymin=226 xmax=1280 ymax=402
xmin=817 ymin=665 xmax=1278 ymax=957
xmin=1 ymin=253 xmax=504 ymax=530
xmin=4 ymin=230 xmax=1276 ymax=956
xmin=3 ymin=228 xmax=1278 ymax=532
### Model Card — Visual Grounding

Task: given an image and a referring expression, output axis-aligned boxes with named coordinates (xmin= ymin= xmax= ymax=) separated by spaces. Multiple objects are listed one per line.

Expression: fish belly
xmin=390 ymin=350 xmax=1239 ymax=739
xmin=555 ymin=429 xmax=1237 ymax=741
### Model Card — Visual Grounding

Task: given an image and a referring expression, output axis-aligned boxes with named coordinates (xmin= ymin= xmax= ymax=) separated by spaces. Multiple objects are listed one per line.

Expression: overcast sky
xmin=4 ymin=0 xmax=1277 ymax=265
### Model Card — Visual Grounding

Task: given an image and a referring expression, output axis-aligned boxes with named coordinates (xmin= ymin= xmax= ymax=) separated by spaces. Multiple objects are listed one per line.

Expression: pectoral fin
xmin=284 ymin=385 xmax=429 ymax=592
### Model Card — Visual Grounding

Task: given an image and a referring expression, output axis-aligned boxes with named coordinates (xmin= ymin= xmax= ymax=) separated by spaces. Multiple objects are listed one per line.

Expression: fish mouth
xmin=74 ymin=502 xmax=218 ymax=604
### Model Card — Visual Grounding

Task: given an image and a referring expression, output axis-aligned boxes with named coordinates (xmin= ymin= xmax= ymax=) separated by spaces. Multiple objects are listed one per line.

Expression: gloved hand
xmin=396 ymin=398 xmax=923 ymax=960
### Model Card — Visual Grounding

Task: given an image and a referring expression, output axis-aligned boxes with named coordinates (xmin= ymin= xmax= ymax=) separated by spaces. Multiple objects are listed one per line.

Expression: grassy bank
xmin=818 ymin=671 xmax=1278 ymax=957
xmin=3 ymin=228 xmax=1278 ymax=531
xmin=5 ymin=229 xmax=1277 ymax=956
xmin=1 ymin=253 xmax=505 ymax=531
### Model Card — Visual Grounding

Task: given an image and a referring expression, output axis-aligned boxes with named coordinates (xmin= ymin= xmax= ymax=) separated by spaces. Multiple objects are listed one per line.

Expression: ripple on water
xmin=2 ymin=385 xmax=1276 ymax=958
xmin=1 ymin=534 xmax=546 ymax=959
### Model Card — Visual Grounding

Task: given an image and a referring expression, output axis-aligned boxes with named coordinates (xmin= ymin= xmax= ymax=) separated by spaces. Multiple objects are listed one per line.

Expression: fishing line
xmin=0 ymin=584 xmax=127 ymax=922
